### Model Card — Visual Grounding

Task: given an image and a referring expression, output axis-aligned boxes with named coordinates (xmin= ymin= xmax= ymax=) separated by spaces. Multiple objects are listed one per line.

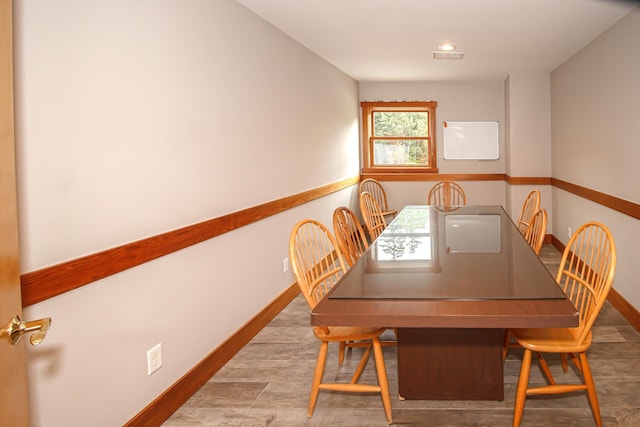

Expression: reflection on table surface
xmin=445 ymin=213 xmax=500 ymax=253
xmin=330 ymin=205 xmax=566 ymax=300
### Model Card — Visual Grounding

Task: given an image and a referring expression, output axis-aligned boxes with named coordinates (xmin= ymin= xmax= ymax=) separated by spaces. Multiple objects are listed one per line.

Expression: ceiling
xmin=234 ymin=0 xmax=637 ymax=82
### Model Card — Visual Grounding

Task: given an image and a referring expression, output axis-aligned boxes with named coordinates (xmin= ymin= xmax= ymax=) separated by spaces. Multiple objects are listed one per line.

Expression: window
xmin=361 ymin=101 xmax=437 ymax=173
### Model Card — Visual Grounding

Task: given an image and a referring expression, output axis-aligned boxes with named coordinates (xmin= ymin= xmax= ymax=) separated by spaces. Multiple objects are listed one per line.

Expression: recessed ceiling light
xmin=438 ymin=43 xmax=456 ymax=51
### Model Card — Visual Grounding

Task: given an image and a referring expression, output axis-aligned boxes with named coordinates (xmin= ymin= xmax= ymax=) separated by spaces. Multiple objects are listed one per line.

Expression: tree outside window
xmin=361 ymin=101 xmax=437 ymax=173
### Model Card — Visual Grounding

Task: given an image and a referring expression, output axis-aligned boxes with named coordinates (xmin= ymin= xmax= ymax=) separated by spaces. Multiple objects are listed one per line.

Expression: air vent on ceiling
xmin=433 ymin=51 xmax=464 ymax=60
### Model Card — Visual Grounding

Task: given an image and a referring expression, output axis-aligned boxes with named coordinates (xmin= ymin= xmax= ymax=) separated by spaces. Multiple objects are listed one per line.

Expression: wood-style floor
xmin=164 ymin=245 xmax=640 ymax=426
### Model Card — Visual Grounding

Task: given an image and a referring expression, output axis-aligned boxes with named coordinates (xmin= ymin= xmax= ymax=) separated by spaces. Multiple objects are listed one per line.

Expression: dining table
xmin=311 ymin=204 xmax=578 ymax=400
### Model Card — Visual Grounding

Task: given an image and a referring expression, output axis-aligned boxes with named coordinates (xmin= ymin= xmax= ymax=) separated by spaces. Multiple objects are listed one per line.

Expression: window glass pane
xmin=373 ymin=139 xmax=430 ymax=165
xmin=373 ymin=112 xmax=428 ymax=137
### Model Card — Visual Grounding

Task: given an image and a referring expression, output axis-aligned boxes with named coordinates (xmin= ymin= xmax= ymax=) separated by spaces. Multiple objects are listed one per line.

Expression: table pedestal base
xmin=397 ymin=328 xmax=504 ymax=400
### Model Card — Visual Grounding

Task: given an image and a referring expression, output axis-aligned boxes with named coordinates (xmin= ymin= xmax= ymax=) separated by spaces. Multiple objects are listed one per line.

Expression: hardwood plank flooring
xmin=164 ymin=245 xmax=640 ymax=426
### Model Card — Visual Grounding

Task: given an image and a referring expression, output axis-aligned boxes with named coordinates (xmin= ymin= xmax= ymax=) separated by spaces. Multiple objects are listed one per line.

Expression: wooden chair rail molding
xmin=365 ymin=174 xmax=638 ymax=219
xmin=362 ymin=172 xmax=507 ymax=182
xmin=20 ymin=176 xmax=358 ymax=307
xmin=363 ymin=173 xmax=550 ymax=184
xmin=551 ymin=178 xmax=640 ymax=220
xmin=21 ymin=174 xmax=639 ymax=308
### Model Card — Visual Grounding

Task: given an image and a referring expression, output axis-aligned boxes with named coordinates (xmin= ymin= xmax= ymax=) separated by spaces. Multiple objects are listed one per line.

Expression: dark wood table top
xmin=312 ymin=205 xmax=578 ymax=329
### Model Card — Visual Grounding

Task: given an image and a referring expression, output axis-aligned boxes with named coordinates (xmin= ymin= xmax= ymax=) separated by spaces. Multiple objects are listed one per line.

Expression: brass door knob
xmin=1 ymin=315 xmax=51 ymax=346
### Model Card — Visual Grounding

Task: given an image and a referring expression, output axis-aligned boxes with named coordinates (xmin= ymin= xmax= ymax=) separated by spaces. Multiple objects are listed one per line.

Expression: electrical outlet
xmin=282 ymin=258 xmax=289 ymax=274
xmin=147 ymin=343 xmax=162 ymax=376
xmin=567 ymin=227 xmax=572 ymax=239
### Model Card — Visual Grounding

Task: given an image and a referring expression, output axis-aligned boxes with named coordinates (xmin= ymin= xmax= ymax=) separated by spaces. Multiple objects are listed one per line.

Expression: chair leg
xmin=513 ymin=349 xmax=532 ymax=427
xmin=580 ymin=352 xmax=603 ymax=427
xmin=372 ymin=337 xmax=392 ymax=424
xmin=535 ymin=352 xmax=556 ymax=385
xmin=561 ymin=352 xmax=568 ymax=372
xmin=502 ymin=330 xmax=510 ymax=361
xmin=350 ymin=344 xmax=372 ymax=384
xmin=502 ymin=330 xmax=522 ymax=361
xmin=338 ymin=341 xmax=346 ymax=366
xmin=308 ymin=341 xmax=328 ymax=418
xmin=569 ymin=352 xmax=582 ymax=372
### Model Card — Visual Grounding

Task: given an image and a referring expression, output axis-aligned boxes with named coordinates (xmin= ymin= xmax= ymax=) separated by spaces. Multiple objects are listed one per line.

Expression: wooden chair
xmin=510 ymin=222 xmax=616 ymax=427
xmin=359 ymin=191 xmax=388 ymax=241
xmin=289 ymin=219 xmax=393 ymax=423
xmin=516 ymin=190 xmax=541 ymax=235
xmin=524 ymin=209 xmax=547 ymax=255
xmin=359 ymin=178 xmax=397 ymax=220
xmin=427 ymin=181 xmax=466 ymax=209
xmin=333 ymin=206 xmax=369 ymax=267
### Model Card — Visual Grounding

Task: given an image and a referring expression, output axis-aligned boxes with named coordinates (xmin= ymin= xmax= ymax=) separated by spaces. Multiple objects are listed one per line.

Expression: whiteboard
xmin=443 ymin=121 xmax=499 ymax=160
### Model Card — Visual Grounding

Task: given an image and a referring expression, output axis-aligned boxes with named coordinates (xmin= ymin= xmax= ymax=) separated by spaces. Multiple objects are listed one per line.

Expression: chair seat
xmin=313 ymin=325 xmax=386 ymax=342
xmin=511 ymin=328 xmax=592 ymax=353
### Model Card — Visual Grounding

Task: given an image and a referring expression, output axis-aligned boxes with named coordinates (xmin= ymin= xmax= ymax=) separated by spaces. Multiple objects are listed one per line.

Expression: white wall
xmin=360 ymin=81 xmax=506 ymax=175
xmin=359 ymin=81 xmax=507 ymax=209
xmin=551 ymin=8 xmax=640 ymax=309
xmin=504 ymin=73 xmax=553 ymax=230
xmin=15 ymin=1 xmax=360 ymax=425
xmin=505 ymin=73 xmax=552 ymax=178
